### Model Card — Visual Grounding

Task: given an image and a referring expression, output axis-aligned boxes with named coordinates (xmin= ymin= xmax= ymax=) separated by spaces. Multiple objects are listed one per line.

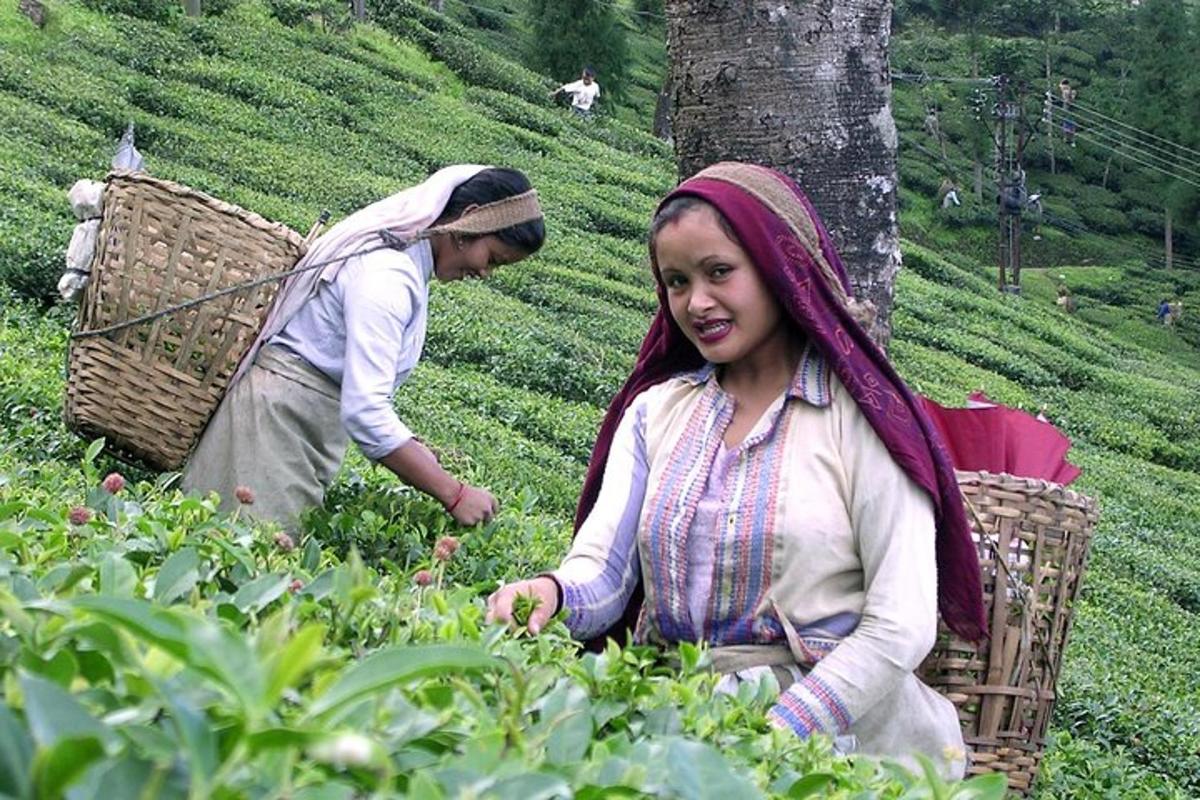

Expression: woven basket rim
xmin=954 ymin=469 xmax=1098 ymax=512
xmin=105 ymin=169 xmax=306 ymax=250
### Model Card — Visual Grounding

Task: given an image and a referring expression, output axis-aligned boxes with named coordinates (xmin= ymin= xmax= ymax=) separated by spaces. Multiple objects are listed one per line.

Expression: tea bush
xmin=4 ymin=0 xmax=1200 ymax=796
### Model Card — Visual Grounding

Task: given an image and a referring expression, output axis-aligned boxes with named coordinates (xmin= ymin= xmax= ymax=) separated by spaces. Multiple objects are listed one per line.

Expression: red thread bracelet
xmin=445 ymin=482 xmax=467 ymax=514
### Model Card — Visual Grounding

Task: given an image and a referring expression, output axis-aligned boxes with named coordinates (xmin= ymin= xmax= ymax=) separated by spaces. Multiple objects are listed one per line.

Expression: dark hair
xmin=437 ymin=167 xmax=545 ymax=255
xmin=649 ymin=195 xmax=739 ymax=255
xmin=583 ymin=66 xmax=596 ymax=78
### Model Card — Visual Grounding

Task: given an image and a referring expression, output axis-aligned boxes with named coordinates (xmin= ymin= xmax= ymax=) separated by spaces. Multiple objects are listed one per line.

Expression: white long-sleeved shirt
xmin=270 ymin=240 xmax=433 ymax=460
xmin=559 ymin=79 xmax=600 ymax=111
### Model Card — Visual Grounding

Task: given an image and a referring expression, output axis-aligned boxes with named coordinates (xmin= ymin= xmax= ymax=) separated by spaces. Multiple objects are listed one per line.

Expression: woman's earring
xmin=454 ymin=236 xmax=464 ymax=250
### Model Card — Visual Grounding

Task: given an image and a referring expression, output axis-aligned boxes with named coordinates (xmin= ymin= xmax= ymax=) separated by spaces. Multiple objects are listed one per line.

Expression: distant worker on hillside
xmin=1167 ymin=300 xmax=1184 ymax=326
xmin=938 ymin=177 xmax=961 ymax=209
xmin=1059 ymin=79 xmax=1078 ymax=146
xmin=1056 ymin=285 xmax=1076 ymax=314
xmin=1157 ymin=298 xmax=1171 ymax=324
xmin=551 ymin=67 xmax=601 ymax=118
xmin=924 ymin=107 xmax=947 ymax=158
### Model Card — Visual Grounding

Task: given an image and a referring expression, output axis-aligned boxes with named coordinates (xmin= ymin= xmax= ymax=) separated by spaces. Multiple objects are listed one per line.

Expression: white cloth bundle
xmin=58 ymin=218 xmax=100 ymax=302
xmin=68 ymin=179 xmax=104 ymax=220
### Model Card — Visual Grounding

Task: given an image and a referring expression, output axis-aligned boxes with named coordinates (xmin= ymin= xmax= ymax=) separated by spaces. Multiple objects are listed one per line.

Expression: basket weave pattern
xmin=65 ymin=171 xmax=305 ymax=471
xmin=920 ymin=471 xmax=1098 ymax=795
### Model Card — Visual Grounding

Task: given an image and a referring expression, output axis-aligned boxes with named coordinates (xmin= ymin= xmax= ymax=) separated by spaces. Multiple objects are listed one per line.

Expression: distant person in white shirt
xmin=551 ymin=67 xmax=600 ymax=117
xmin=182 ymin=166 xmax=545 ymax=528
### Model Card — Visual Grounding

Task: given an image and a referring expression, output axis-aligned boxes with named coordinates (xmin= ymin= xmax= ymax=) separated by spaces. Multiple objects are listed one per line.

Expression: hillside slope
xmin=1 ymin=1 xmax=1200 ymax=796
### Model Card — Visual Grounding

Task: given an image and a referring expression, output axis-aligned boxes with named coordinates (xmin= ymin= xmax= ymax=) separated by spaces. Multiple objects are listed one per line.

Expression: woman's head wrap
xmin=575 ymin=162 xmax=987 ymax=645
xmin=236 ymin=165 xmax=542 ymax=384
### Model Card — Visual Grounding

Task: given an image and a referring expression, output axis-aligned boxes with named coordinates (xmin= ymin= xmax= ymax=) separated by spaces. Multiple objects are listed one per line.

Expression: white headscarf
xmin=234 ymin=164 xmax=487 ymax=384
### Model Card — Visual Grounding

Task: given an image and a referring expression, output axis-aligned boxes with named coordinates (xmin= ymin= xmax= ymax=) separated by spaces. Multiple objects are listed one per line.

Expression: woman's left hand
xmin=448 ymin=483 xmax=498 ymax=526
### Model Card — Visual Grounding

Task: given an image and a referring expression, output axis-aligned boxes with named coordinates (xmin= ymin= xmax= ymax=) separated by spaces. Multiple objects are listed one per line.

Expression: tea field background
xmin=1 ymin=1 xmax=1200 ymax=796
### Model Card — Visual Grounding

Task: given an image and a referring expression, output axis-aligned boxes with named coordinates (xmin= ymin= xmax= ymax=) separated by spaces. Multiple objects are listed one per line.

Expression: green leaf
xmin=307 ymin=645 xmax=498 ymax=720
xmin=154 ymin=548 xmax=200 ymax=605
xmin=293 ymin=783 xmax=358 ymax=800
xmin=18 ymin=647 xmax=77 ymax=688
xmin=232 ymin=572 xmax=289 ymax=614
xmin=301 ymin=537 xmax=321 ymax=572
xmin=0 ymin=529 xmax=22 ymax=551
xmin=98 ymin=553 xmax=136 ymax=598
xmin=951 ymin=772 xmax=1009 ymax=800
xmin=245 ymin=727 xmax=326 ymax=754
xmin=488 ymin=773 xmax=571 ymax=800
xmin=36 ymin=563 xmax=91 ymax=596
xmin=206 ymin=536 xmax=256 ymax=576
xmin=265 ymin=623 xmax=326 ymax=705
xmin=73 ymin=597 xmax=190 ymax=662
xmin=18 ymin=672 xmax=109 ymax=748
xmin=786 ymin=773 xmax=834 ymax=798
xmin=661 ymin=738 xmax=760 ymax=800
xmin=163 ymin=692 xmax=219 ymax=786
xmin=31 ymin=734 xmax=105 ymax=800
xmin=72 ymin=598 xmax=263 ymax=713
xmin=0 ymin=704 xmax=33 ymax=800
xmin=84 ymin=439 xmax=105 ymax=465
xmin=300 ymin=569 xmax=335 ymax=601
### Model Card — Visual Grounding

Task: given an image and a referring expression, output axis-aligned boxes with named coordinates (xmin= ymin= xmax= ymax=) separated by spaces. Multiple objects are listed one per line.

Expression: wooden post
xmin=1166 ymin=207 xmax=1174 ymax=269
xmin=184 ymin=0 xmax=201 ymax=16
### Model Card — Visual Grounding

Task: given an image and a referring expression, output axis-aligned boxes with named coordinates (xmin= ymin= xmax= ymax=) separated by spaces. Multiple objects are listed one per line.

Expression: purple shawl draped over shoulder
xmin=574 ymin=162 xmax=987 ymax=645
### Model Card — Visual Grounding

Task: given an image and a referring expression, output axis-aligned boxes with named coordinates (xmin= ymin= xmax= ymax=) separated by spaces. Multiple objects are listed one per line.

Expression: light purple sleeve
xmin=552 ymin=397 xmax=649 ymax=640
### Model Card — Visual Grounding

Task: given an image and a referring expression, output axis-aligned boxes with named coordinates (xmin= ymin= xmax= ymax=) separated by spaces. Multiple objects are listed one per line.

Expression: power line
xmin=1049 ymin=109 xmax=1200 ymax=185
xmin=1062 ymin=121 xmax=1200 ymax=190
xmin=892 ymin=70 xmax=996 ymax=87
xmin=1070 ymin=97 xmax=1200 ymax=161
xmin=1057 ymin=105 xmax=1200 ymax=178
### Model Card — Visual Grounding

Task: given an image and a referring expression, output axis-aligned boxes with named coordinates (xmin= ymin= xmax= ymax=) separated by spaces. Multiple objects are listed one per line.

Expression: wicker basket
xmin=65 ymin=171 xmax=307 ymax=471
xmin=920 ymin=471 xmax=1098 ymax=796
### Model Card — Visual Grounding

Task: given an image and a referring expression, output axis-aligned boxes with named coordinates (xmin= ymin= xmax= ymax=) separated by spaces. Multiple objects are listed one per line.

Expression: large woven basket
xmin=65 ymin=171 xmax=307 ymax=471
xmin=920 ymin=471 xmax=1098 ymax=796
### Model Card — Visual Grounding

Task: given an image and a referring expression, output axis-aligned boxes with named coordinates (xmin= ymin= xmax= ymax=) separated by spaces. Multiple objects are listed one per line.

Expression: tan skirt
xmin=181 ymin=344 xmax=348 ymax=529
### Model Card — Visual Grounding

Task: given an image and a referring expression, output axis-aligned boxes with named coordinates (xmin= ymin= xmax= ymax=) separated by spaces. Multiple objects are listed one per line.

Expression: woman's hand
xmin=447 ymin=483 xmax=498 ymax=526
xmin=486 ymin=576 xmax=559 ymax=635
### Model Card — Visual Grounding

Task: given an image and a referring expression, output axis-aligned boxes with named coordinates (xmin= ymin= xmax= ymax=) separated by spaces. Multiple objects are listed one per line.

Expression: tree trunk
xmin=429 ymin=0 xmax=444 ymax=11
xmin=351 ymin=0 xmax=365 ymax=20
xmin=183 ymin=0 xmax=200 ymax=16
xmin=653 ymin=75 xmax=674 ymax=143
xmin=665 ymin=0 xmax=899 ymax=346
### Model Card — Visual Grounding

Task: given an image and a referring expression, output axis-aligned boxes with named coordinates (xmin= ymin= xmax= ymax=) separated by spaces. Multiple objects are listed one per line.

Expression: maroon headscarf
xmin=574 ymin=163 xmax=987 ymax=645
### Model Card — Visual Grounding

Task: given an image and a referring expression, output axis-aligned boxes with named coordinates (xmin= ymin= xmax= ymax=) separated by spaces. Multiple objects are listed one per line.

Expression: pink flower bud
xmin=433 ymin=535 xmax=460 ymax=562
xmin=102 ymin=472 xmax=125 ymax=494
xmin=68 ymin=506 xmax=93 ymax=526
xmin=414 ymin=569 xmax=434 ymax=587
xmin=289 ymin=579 xmax=304 ymax=594
xmin=234 ymin=485 xmax=255 ymax=505
xmin=274 ymin=531 xmax=296 ymax=552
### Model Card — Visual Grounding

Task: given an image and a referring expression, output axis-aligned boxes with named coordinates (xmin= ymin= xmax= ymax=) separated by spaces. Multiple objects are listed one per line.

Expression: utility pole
xmin=994 ymin=75 xmax=1016 ymax=291
xmin=991 ymin=76 xmax=1039 ymax=292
